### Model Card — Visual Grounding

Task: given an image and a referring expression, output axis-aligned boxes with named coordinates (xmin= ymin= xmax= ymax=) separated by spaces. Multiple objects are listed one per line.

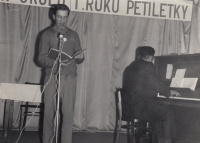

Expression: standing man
xmin=38 ymin=4 xmax=84 ymax=143
xmin=123 ymin=46 xmax=179 ymax=143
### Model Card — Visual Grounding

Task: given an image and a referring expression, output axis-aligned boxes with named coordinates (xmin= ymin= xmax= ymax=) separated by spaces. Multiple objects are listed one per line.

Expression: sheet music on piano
xmin=158 ymin=68 xmax=199 ymax=101
xmin=170 ymin=69 xmax=198 ymax=91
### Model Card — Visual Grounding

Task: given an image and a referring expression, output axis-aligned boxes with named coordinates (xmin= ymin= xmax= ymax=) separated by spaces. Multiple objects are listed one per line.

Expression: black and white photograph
xmin=0 ymin=0 xmax=199 ymax=143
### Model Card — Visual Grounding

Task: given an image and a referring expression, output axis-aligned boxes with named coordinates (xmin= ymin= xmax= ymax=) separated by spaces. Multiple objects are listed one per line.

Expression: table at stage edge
xmin=0 ymin=83 xmax=42 ymax=137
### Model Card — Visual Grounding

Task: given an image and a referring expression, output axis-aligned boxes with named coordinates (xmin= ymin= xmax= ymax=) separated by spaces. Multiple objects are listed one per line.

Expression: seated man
xmin=123 ymin=46 xmax=180 ymax=143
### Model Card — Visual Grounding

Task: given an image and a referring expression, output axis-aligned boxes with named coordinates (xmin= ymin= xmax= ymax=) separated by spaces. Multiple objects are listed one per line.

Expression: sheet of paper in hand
xmin=48 ymin=48 xmax=72 ymax=62
xmin=72 ymin=49 xmax=86 ymax=58
xmin=48 ymin=48 xmax=86 ymax=62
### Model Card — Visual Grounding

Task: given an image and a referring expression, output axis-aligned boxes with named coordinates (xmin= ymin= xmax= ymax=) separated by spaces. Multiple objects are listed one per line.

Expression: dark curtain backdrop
xmin=0 ymin=1 xmax=199 ymax=131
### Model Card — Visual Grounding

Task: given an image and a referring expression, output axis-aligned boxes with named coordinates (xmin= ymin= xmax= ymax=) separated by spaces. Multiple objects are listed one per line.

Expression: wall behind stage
xmin=0 ymin=2 xmax=199 ymax=131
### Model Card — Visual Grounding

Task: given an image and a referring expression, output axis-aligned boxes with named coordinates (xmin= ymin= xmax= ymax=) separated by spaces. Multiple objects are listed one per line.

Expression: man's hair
xmin=137 ymin=46 xmax=155 ymax=59
xmin=52 ymin=4 xmax=70 ymax=16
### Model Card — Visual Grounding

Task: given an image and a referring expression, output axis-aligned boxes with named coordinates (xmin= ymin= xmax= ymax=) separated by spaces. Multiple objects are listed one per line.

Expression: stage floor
xmin=0 ymin=131 xmax=128 ymax=143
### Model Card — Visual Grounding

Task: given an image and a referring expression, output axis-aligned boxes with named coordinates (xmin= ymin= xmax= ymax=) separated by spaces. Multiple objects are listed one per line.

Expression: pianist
xmin=123 ymin=46 xmax=180 ymax=143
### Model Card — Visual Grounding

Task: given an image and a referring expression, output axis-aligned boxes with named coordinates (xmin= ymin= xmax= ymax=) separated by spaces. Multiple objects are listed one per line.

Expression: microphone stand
xmin=55 ymin=34 xmax=67 ymax=143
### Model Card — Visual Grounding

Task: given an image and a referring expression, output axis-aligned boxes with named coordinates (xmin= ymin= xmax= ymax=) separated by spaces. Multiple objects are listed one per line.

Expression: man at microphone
xmin=38 ymin=4 xmax=84 ymax=143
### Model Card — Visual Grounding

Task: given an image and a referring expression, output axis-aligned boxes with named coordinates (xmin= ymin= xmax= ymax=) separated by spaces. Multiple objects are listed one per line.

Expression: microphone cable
xmin=15 ymin=55 xmax=59 ymax=143
xmin=16 ymin=34 xmax=68 ymax=143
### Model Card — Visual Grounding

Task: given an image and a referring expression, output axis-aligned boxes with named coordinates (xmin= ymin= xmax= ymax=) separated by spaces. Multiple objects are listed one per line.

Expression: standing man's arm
xmin=74 ymin=34 xmax=84 ymax=64
xmin=38 ymin=32 xmax=57 ymax=68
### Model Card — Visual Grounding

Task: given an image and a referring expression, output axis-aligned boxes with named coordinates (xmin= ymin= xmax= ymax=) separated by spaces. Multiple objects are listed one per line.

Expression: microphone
xmin=59 ymin=34 xmax=64 ymax=39
xmin=63 ymin=37 xmax=67 ymax=42
xmin=58 ymin=34 xmax=67 ymax=52
xmin=59 ymin=34 xmax=67 ymax=42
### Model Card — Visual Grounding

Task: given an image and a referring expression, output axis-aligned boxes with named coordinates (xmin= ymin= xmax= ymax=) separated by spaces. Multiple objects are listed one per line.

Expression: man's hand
xmin=61 ymin=60 xmax=70 ymax=66
xmin=74 ymin=52 xmax=84 ymax=59
xmin=170 ymin=90 xmax=180 ymax=97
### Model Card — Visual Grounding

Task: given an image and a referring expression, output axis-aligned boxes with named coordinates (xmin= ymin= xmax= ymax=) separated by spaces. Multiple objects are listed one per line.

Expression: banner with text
xmin=0 ymin=0 xmax=193 ymax=21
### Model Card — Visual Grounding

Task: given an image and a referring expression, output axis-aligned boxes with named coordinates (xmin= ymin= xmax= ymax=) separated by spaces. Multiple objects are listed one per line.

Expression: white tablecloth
xmin=0 ymin=83 xmax=42 ymax=102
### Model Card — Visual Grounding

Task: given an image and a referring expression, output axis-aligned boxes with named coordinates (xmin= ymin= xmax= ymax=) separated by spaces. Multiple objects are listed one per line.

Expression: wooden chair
xmin=115 ymin=88 xmax=155 ymax=143
xmin=19 ymin=102 xmax=44 ymax=132
xmin=19 ymin=82 xmax=44 ymax=132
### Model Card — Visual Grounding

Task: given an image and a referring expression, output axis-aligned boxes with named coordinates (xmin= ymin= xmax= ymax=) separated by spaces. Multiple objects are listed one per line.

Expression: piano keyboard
xmin=157 ymin=94 xmax=200 ymax=101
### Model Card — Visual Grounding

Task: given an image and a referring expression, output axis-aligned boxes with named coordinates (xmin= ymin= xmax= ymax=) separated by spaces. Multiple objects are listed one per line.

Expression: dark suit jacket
xmin=123 ymin=59 xmax=170 ymax=120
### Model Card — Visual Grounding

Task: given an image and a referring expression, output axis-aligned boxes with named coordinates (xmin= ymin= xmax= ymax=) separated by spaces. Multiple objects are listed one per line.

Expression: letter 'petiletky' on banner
xmin=0 ymin=0 xmax=193 ymax=21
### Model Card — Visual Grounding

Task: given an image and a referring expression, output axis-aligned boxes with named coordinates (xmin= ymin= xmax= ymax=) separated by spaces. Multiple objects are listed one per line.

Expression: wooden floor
xmin=2 ymin=130 xmax=197 ymax=143
xmin=0 ymin=131 xmax=128 ymax=143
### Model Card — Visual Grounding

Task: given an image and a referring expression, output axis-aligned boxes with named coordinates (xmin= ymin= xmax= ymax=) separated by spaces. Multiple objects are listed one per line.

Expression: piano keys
xmin=158 ymin=94 xmax=200 ymax=101
xmin=156 ymin=94 xmax=200 ymax=108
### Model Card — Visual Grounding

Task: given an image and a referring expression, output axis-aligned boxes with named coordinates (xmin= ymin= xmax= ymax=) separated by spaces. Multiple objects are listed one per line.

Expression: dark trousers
xmin=134 ymin=100 xmax=175 ymax=140
xmin=152 ymin=106 xmax=175 ymax=140
xmin=42 ymin=74 xmax=77 ymax=143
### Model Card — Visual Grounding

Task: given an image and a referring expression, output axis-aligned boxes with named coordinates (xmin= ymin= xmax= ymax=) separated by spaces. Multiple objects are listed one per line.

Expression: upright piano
xmin=155 ymin=54 xmax=200 ymax=143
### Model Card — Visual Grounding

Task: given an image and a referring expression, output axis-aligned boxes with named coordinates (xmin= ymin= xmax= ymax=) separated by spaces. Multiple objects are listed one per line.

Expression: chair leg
xmin=131 ymin=120 xmax=135 ymax=143
xmin=19 ymin=102 xmax=29 ymax=132
xmin=115 ymin=119 xmax=122 ymax=143
xmin=19 ymin=105 xmax=24 ymax=132
xmin=22 ymin=102 xmax=29 ymax=131
xmin=151 ymin=130 xmax=156 ymax=143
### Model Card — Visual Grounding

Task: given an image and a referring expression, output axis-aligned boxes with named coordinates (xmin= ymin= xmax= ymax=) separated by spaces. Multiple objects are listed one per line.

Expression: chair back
xmin=117 ymin=88 xmax=132 ymax=120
